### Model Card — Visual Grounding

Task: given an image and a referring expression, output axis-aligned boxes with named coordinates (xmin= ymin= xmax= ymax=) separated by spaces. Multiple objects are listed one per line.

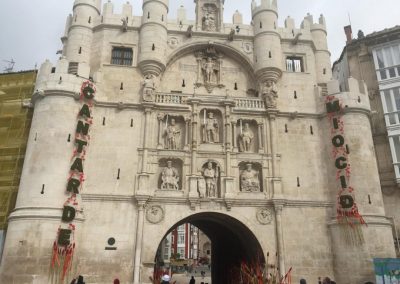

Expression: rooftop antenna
xmin=3 ymin=59 xmax=15 ymax=73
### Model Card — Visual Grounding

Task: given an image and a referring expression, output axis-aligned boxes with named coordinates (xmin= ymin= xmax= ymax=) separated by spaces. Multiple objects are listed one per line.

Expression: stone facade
xmin=0 ymin=0 xmax=396 ymax=283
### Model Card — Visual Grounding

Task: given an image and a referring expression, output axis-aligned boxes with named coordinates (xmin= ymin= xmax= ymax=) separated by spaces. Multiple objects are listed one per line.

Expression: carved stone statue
xmin=121 ymin=17 xmax=128 ymax=32
xmin=187 ymin=25 xmax=193 ymax=38
xmin=228 ymin=28 xmax=235 ymax=41
xmin=161 ymin=161 xmax=179 ymax=190
xmin=202 ymin=57 xmax=218 ymax=85
xmin=262 ymin=81 xmax=278 ymax=109
xmin=241 ymin=164 xmax=260 ymax=192
xmin=239 ymin=122 xmax=254 ymax=152
xmin=202 ymin=12 xmax=216 ymax=31
xmin=203 ymin=112 xmax=219 ymax=143
xmin=203 ymin=162 xmax=218 ymax=198
xmin=164 ymin=118 xmax=180 ymax=150
xmin=142 ymin=75 xmax=156 ymax=102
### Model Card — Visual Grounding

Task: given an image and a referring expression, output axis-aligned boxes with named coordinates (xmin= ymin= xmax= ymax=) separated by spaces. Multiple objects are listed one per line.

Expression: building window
xmin=178 ymin=248 xmax=185 ymax=258
xmin=111 ymin=47 xmax=133 ymax=66
xmin=374 ymin=44 xmax=400 ymax=80
xmin=178 ymin=234 xmax=185 ymax=244
xmin=382 ymin=87 xmax=400 ymax=126
xmin=286 ymin=56 xmax=304 ymax=72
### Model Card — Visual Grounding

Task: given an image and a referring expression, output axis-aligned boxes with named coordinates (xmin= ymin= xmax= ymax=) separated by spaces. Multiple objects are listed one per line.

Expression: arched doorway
xmin=154 ymin=212 xmax=266 ymax=283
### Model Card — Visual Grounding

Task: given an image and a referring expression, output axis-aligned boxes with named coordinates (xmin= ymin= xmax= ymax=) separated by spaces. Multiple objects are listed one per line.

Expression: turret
xmin=307 ymin=14 xmax=331 ymax=84
xmin=138 ymin=0 xmax=169 ymax=76
xmin=252 ymin=0 xmax=282 ymax=83
xmin=64 ymin=0 xmax=101 ymax=65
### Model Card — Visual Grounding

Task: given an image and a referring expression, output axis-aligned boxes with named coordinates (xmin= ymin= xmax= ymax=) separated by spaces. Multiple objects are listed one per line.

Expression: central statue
xmin=202 ymin=112 xmax=219 ymax=143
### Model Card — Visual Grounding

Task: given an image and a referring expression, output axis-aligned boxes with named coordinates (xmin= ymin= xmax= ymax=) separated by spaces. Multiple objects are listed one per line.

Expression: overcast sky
xmin=0 ymin=0 xmax=399 ymax=72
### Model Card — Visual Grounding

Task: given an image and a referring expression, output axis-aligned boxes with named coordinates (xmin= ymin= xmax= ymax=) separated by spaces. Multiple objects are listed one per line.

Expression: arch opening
xmin=154 ymin=212 xmax=266 ymax=284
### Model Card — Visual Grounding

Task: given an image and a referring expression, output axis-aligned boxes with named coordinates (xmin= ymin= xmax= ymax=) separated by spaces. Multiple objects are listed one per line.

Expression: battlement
xmin=73 ymin=0 xmax=102 ymax=14
xmin=251 ymin=0 xmax=278 ymax=17
xmin=326 ymin=78 xmax=370 ymax=111
xmin=301 ymin=13 xmax=326 ymax=32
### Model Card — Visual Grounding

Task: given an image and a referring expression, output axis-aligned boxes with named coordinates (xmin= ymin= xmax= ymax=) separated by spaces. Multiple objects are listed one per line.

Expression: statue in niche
xmin=239 ymin=122 xmax=254 ymax=152
xmin=202 ymin=10 xmax=216 ymax=31
xmin=202 ymin=112 xmax=219 ymax=143
xmin=262 ymin=80 xmax=278 ymax=109
xmin=161 ymin=160 xmax=179 ymax=190
xmin=142 ymin=74 xmax=156 ymax=102
xmin=202 ymin=57 xmax=219 ymax=85
xmin=240 ymin=164 xmax=260 ymax=192
xmin=164 ymin=118 xmax=181 ymax=150
xmin=203 ymin=162 xmax=219 ymax=198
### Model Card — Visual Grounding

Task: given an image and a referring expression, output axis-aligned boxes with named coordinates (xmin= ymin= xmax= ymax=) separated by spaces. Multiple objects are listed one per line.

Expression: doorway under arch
xmin=154 ymin=212 xmax=266 ymax=283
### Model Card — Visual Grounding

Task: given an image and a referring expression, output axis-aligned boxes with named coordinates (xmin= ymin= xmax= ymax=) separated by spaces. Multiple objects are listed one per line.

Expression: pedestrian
xmin=322 ymin=277 xmax=336 ymax=284
xmin=189 ymin=275 xmax=196 ymax=284
xmin=114 ymin=279 xmax=120 ymax=284
xmin=161 ymin=274 xmax=171 ymax=284
xmin=77 ymin=275 xmax=85 ymax=284
xmin=300 ymin=279 xmax=307 ymax=284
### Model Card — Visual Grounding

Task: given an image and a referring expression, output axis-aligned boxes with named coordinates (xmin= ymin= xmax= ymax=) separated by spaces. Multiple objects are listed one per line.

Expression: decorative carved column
xmin=142 ymin=107 xmax=153 ymax=173
xmin=232 ymin=121 xmax=238 ymax=152
xmin=189 ymin=100 xmax=200 ymax=174
xmin=257 ymin=122 xmax=264 ymax=153
xmin=196 ymin=54 xmax=203 ymax=86
xmin=157 ymin=113 xmax=165 ymax=149
xmin=184 ymin=115 xmax=191 ymax=151
xmin=269 ymin=111 xmax=282 ymax=197
xmin=133 ymin=197 xmax=149 ymax=284
xmin=274 ymin=204 xmax=285 ymax=278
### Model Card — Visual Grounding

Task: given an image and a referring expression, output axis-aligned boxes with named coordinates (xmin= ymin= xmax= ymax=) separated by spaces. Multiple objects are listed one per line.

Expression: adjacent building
xmin=0 ymin=0 xmax=397 ymax=283
xmin=0 ymin=70 xmax=36 ymax=259
xmin=333 ymin=26 xmax=400 ymax=254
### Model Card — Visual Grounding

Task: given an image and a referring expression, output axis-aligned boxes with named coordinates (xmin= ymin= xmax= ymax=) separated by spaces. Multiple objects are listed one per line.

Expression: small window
xmin=286 ymin=56 xmax=304 ymax=72
xmin=111 ymin=47 xmax=133 ymax=66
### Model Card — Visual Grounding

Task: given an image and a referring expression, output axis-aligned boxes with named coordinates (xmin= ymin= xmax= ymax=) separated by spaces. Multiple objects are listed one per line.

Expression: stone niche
xmin=235 ymin=119 xmax=259 ymax=153
xmin=157 ymin=114 xmax=188 ymax=151
xmin=199 ymin=108 xmax=223 ymax=151
xmin=200 ymin=160 xmax=222 ymax=198
xmin=157 ymin=158 xmax=184 ymax=191
xmin=238 ymin=161 xmax=263 ymax=193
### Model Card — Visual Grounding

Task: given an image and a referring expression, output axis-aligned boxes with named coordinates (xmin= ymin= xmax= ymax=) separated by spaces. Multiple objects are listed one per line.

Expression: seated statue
xmin=240 ymin=164 xmax=260 ymax=192
xmin=161 ymin=161 xmax=179 ymax=190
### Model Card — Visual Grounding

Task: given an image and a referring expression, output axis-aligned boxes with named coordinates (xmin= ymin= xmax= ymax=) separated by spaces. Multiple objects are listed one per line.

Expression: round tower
xmin=310 ymin=14 xmax=332 ymax=84
xmin=65 ymin=0 xmax=101 ymax=64
xmin=138 ymin=0 xmax=169 ymax=76
xmin=252 ymin=0 xmax=282 ymax=83
xmin=324 ymin=80 xmax=396 ymax=283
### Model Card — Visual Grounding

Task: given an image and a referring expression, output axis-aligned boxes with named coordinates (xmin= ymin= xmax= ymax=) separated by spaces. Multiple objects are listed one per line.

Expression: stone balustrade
xmin=155 ymin=93 xmax=189 ymax=105
xmin=234 ymin=98 xmax=265 ymax=110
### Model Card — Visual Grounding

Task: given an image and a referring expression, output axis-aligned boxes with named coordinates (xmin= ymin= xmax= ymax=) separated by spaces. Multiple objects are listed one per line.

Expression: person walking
xmin=161 ymin=274 xmax=171 ymax=284
xmin=300 ymin=279 xmax=307 ymax=284
xmin=189 ymin=275 xmax=196 ymax=284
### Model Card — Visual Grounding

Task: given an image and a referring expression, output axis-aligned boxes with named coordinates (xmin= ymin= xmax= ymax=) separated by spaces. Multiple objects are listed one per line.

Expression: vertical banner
xmin=50 ymin=81 xmax=95 ymax=283
xmin=326 ymin=96 xmax=366 ymax=245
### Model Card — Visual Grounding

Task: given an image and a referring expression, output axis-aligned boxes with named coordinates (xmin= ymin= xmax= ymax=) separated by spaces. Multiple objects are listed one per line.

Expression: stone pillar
xmin=232 ymin=121 xmax=238 ymax=152
xmin=157 ymin=113 xmax=165 ymax=149
xmin=133 ymin=197 xmax=149 ymax=284
xmin=274 ymin=204 xmax=285 ymax=277
xmin=190 ymin=101 xmax=200 ymax=174
xmin=142 ymin=108 xmax=152 ymax=172
xmin=184 ymin=115 xmax=191 ymax=151
xmin=258 ymin=122 xmax=264 ymax=153
xmin=269 ymin=112 xmax=282 ymax=197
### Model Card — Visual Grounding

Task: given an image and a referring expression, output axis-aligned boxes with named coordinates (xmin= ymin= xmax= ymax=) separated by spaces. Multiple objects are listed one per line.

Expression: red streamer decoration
xmin=50 ymin=81 xmax=95 ymax=283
